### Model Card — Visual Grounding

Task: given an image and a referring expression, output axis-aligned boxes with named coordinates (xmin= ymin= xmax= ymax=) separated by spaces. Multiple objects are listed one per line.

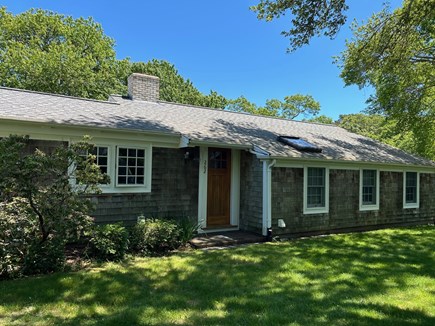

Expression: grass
xmin=1 ymin=226 xmax=434 ymax=326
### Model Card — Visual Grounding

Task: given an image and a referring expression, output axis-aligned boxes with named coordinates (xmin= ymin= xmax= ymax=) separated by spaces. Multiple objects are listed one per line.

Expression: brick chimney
xmin=127 ymin=73 xmax=160 ymax=102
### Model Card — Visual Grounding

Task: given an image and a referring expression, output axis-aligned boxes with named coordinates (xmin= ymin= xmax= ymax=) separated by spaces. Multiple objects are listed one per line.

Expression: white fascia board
xmin=273 ymin=157 xmax=435 ymax=173
xmin=188 ymin=139 xmax=250 ymax=150
xmin=0 ymin=119 xmax=181 ymax=148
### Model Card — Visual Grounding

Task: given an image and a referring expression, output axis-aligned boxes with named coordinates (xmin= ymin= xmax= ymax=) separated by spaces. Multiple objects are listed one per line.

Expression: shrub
xmin=0 ymin=199 xmax=65 ymax=278
xmin=0 ymin=135 xmax=106 ymax=278
xmin=129 ymin=218 xmax=181 ymax=256
xmin=22 ymin=238 xmax=66 ymax=275
xmin=176 ymin=217 xmax=199 ymax=244
xmin=87 ymin=223 xmax=129 ymax=261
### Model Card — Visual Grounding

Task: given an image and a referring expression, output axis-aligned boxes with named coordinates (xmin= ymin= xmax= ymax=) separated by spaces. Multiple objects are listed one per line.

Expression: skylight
xmin=277 ymin=136 xmax=322 ymax=153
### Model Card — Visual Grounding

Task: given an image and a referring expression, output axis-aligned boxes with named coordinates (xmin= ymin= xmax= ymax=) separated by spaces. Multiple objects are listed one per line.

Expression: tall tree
xmin=338 ymin=0 xmax=435 ymax=159
xmin=227 ymin=94 xmax=320 ymax=119
xmin=251 ymin=0 xmax=349 ymax=52
xmin=129 ymin=60 xmax=227 ymax=109
xmin=0 ymin=7 xmax=128 ymax=100
xmin=252 ymin=0 xmax=434 ymax=159
xmin=337 ymin=114 xmax=416 ymax=154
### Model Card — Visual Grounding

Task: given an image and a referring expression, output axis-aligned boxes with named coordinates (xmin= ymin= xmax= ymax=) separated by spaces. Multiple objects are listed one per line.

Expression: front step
xmin=189 ymin=231 xmax=265 ymax=249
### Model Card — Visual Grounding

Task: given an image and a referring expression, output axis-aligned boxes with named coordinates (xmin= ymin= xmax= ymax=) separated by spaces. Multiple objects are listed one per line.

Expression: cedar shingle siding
xmin=272 ymin=168 xmax=435 ymax=236
xmin=92 ymin=147 xmax=199 ymax=224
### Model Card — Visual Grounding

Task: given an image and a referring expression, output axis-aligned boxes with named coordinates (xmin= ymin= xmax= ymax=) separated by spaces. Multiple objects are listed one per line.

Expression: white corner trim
xmin=359 ymin=169 xmax=380 ymax=211
xmin=403 ymin=171 xmax=420 ymax=209
xmin=197 ymin=146 xmax=208 ymax=229
xmin=303 ymin=167 xmax=330 ymax=215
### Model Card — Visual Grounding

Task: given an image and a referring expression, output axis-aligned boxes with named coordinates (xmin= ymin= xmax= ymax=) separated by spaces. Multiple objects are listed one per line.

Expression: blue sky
xmin=2 ymin=0 xmax=402 ymax=120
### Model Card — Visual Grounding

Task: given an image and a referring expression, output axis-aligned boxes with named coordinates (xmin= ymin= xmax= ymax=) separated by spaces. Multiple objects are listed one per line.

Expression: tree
xmin=129 ymin=60 xmax=227 ymax=109
xmin=251 ymin=0 xmax=349 ymax=51
xmin=338 ymin=0 xmax=435 ymax=159
xmin=252 ymin=0 xmax=434 ymax=159
xmin=227 ymin=93 xmax=320 ymax=119
xmin=336 ymin=114 xmax=416 ymax=154
xmin=303 ymin=114 xmax=334 ymax=124
xmin=0 ymin=136 xmax=106 ymax=277
xmin=0 ymin=7 xmax=128 ymax=100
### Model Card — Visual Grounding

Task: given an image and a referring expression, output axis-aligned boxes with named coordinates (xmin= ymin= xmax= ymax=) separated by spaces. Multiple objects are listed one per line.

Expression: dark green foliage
xmin=0 ymin=135 xmax=106 ymax=278
xmin=338 ymin=0 xmax=435 ymax=160
xmin=176 ymin=217 xmax=199 ymax=244
xmin=22 ymin=238 xmax=66 ymax=276
xmin=252 ymin=0 xmax=349 ymax=51
xmin=0 ymin=7 xmax=128 ymax=99
xmin=227 ymin=94 xmax=321 ymax=119
xmin=129 ymin=218 xmax=182 ymax=256
xmin=129 ymin=60 xmax=227 ymax=109
xmin=87 ymin=223 xmax=129 ymax=261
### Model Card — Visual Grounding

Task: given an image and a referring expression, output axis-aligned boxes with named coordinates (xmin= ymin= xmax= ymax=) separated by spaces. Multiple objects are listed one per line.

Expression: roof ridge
xmin=0 ymin=86 xmax=120 ymax=106
xmin=154 ymin=99 xmax=340 ymax=128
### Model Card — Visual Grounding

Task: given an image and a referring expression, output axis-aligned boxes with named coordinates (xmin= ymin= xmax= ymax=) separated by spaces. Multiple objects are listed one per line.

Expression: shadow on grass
xmin=1 ymin=226 xmax=434 ymax=325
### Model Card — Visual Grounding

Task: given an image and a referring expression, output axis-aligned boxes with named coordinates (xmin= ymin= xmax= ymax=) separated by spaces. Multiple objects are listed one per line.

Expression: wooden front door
xmin=207 ymin=148 xmax=231 ymax=226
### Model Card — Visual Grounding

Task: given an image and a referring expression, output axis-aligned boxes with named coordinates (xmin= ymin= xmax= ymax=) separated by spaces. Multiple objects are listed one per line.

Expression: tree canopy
xmin=252 ymin=0 xmax=434 ymax=159
xmin=129 ymin=60 xmax=227 ymax=109
xmin=227 ymin=94 xmax=320 ymax=120
xmin=338 ymin=0 xmax=434 ymax=159
xmin=251 ymin=0 xmax=349 ymax=52
xmin=0 ymin=7 xmax=128 ymax=100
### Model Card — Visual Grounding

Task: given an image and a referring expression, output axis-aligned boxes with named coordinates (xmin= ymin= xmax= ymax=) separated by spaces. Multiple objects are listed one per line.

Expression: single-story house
xmin=1 ymin=73 xmax=434 ymax=237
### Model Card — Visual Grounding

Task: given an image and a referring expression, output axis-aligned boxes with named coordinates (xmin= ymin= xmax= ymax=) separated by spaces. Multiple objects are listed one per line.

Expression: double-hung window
xmin=403 ymin=171 xmax=419 ymax=208
xmin=117 ymin=147 xmax=146 ymax=186
xmin=304 ymin=167 xmax=329 ymax=214
xmin=74 ymin=142 xmax=151 ymax=193
xmin=359 ymin=169 xmax=380 ymax=210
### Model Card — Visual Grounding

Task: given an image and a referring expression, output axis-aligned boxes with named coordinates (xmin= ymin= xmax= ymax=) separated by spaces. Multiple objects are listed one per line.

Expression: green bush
xmin=87 ymin=223 xmax=129 ymax=261
xmin=0 ymin=199 xmax=66 ymax=278
xmin=22 ymin=238 xmax=66 ymax=275
xmin=177 ymin=217 xmax=199 ymax=244
xmin=129 ymin=218 xmax=181 ymax=256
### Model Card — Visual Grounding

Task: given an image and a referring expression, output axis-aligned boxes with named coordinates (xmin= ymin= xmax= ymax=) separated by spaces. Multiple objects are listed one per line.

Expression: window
xmin=359 ymin=169 xmax=379 ymax=210
xmin=277 ymin=136 xmax=322 ymax=153
xmin=90 ymin=146 xmax=109 ymax=175
xmin=73 ymin=142 xmax=152 ymax=193
xmin=304 ymin=167 xmax=329 ymax=214
xmin=403 ymin=172 xmax=419 ymax=208
xmin=117 ymin=147 xmax=146 ymax=185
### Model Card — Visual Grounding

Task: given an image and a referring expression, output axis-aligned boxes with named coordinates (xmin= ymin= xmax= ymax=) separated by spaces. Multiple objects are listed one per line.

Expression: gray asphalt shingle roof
xmin=0 ymin=86 xmax=434 ymax=167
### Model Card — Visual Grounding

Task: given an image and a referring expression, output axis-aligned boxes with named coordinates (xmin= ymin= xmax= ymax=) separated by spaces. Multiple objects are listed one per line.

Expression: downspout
xmin=262 ymin=159 xmax=276 ymax=238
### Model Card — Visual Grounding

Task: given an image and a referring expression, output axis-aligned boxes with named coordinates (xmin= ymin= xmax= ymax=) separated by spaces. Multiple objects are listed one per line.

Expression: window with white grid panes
xmin=117 ymin=147 xmax=146 ymax=185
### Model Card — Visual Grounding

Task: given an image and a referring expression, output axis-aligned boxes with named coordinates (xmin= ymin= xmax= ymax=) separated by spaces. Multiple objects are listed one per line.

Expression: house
xmin=0 ymin=73 xmax=434 ymax=237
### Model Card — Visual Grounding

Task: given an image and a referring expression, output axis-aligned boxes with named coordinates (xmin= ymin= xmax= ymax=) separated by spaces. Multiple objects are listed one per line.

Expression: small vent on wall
xmin=277 ymin=136 xmax=322 ymax=153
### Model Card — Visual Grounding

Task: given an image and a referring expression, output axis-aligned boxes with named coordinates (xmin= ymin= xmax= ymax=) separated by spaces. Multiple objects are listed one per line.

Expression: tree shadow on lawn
xmin=1 ymin=226 xmax=434 ymax=325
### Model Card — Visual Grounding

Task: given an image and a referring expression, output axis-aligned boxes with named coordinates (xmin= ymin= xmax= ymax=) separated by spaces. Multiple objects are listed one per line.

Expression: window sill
xmin=359 ymin=205 xmax=379 ymax=211
xmin=303 ymin=207 xmax=328 ymax=215
xmin=403 ymin=204 xmax=419 ymax=209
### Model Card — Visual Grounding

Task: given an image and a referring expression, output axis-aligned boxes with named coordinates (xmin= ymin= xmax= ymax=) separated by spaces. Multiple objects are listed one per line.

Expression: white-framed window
xmin=73 ymin=142 xmax=152 ymax=193
xmin=359 ymin=169 xmax=380 ymax=211
xmin=303 ymin=167 xmax=329 ymax=214
xmin=116 ymin=147 xmax=146 ymax=186
xmin=403 ymin=171 xmax=419 ymax=209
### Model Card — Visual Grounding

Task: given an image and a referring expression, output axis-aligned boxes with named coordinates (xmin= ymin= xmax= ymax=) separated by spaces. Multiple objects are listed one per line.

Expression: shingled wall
xmin=92 ymin=147 xmax=199 ymax=224
xmin=272 ymin=168 xmax=435 ymax=237
xmin=239 ymin=151 xmax=263 ymax=233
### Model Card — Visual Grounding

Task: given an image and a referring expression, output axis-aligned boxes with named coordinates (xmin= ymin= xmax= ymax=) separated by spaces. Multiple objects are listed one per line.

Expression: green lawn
xmin=1 ymin=226 xmax=434 ymax=325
